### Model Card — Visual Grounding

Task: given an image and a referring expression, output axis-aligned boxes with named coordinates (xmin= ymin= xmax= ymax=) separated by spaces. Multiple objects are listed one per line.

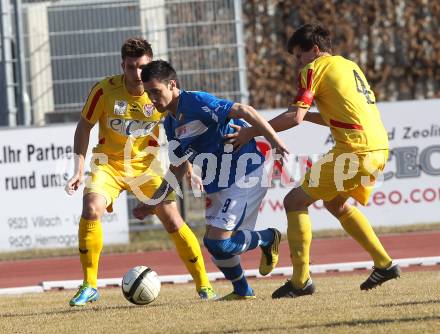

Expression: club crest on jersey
xmin=114 ymin=100 xmax=128 ymax=115
xmin=143 ymin=103 xmax=155 ymax=117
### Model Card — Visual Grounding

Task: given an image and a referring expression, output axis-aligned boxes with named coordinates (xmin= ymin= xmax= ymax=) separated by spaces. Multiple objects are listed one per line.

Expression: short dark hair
xmin=141 ymin=60 xmax=178 ymax=83
xmin=121 ymin=37 xmax=153 ymax=60
xmin=287 ymin=24 xmax=332 ymax=54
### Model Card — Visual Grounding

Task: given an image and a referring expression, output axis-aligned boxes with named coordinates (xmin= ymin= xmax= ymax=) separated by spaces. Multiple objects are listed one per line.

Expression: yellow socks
xmin=170 ymin=224 xmax=211 ymax=291
xmin=339 ymin=206 xmax=392 ymax=268
xmin=78 ymin=217 xmax=103 ymax=288
xmin=287 ymin=211 xmax=313 ymax=289
xmin=285 ymin=205 xmax=392 ymax=289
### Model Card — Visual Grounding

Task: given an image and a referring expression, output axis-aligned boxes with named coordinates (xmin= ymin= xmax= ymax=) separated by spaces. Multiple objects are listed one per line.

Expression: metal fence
xmin=24 ymin=0 xmax=144 ymax=124
xmin=0 ymin=0 xmax=247 ymax=126
xmin=0 ymin=0 xmax=247 ymax=227
xmin=157 ymin=0 xmax=248 ymax=103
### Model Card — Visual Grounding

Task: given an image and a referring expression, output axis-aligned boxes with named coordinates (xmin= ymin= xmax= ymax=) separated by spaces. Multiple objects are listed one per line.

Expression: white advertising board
xmin=255 ymin=99 xmax=440 ymax=232
xmin=0 ymin=124 xmax=129 ymax=252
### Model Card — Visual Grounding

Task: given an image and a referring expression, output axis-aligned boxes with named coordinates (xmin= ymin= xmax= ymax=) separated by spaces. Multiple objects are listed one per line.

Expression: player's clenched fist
xmin=65 ymin=171 xmax=84 ymax=195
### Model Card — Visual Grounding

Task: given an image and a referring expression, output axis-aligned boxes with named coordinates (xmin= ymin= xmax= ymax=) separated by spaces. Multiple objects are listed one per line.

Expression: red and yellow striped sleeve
xmin=292 ymin=65 xmax=315 ymax=109
xmin=81 ymin=81 xmax=104 ymax=124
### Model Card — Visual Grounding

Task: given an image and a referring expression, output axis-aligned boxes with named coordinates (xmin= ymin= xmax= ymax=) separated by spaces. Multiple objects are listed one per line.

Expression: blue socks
xmin=211 ymin=254 xmax=254 ymax=296
xmin=204 ymin=228 xmax=275 ymax=296
xmin=232 ymin=229 xmax=274 ymax=251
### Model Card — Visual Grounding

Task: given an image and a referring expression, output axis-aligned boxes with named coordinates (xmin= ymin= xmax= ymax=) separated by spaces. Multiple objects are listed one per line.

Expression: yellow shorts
xmin=301 ymin=149 xmax=388 ymax=206
xmin=84 ymin=156 xmax=175 ymax=212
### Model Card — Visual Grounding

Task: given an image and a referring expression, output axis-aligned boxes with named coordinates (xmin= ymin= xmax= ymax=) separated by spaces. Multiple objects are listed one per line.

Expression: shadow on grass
xmin=297 ymin=315 xmax=440 ymax=329
xmin=376 ymin=299 xmax=440 ymax=307
xmin=0 ymin=303 xmax=163 ymax=318
xmin=202 ymin=315 xmax=440 ymax=333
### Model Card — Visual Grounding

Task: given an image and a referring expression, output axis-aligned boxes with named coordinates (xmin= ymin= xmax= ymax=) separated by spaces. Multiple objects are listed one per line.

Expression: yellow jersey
xmin=81 ymin=74 xmax=163 ymax=163
xmin=293 ymin=55 xmax=388 ymax=152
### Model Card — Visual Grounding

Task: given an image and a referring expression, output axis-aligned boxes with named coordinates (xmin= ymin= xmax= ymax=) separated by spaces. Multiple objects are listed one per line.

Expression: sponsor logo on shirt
xmin=129 ymin=104 xmax=140 ymax=113
xmin=114 ymin=100 xmax=128 ymax=115
xmin=175 ymin=120 xmax=208 ymax=139
xmin=108 ymin=118 xmax=159 ymax=137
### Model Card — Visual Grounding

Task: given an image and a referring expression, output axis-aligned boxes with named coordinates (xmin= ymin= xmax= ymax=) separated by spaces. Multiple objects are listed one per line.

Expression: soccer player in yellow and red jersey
xmin=65 ymin=37 xmax=216 ymax=306
xmin=226 ymin=24 xmax=401 ymax=298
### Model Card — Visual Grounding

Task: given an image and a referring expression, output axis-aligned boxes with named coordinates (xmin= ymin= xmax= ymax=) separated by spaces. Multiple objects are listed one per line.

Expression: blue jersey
xmin=163 ymin=90 xmax=264 ymax=194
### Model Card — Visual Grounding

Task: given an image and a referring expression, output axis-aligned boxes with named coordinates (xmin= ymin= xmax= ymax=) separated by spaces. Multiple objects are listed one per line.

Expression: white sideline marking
xmin=2 ymin=256 xmax=439 ymax=296
xmin=0 ymin=285 xmax=44 ymax=295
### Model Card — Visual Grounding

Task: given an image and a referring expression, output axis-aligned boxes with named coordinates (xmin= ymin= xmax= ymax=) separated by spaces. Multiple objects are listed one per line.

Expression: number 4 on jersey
xmin=353 ymin=70 xmax=374 ymax=104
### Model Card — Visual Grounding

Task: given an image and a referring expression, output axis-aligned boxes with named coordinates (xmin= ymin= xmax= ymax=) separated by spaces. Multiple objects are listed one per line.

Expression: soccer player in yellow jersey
xmin=226 ymin=24 xmax=401 ymax=298
xmin=65 ymin=38 xmax=216 ymax=306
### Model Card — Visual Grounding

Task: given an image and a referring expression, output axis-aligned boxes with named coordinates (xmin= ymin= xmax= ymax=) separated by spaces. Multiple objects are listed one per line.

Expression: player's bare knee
xmin=283 ymin=192 xmax=305 ymax=212
xmin=156 ymin=202 xmax=183 ymax=233
xmin=82 ymin=195 xmax=106 ymax=220
xmin=82 ymin=204 xmax=103 ymax=220
xmin=283 ymin=196 xmax=294 ymax=212
xmin=161 ymin=218 xmax=180 ymax=233
xmin=324 ymin=200 xmax=350 ymax=218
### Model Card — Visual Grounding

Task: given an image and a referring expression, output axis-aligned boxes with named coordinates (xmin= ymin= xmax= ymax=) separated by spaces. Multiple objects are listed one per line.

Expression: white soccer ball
xmin=122 ymin=266 xmax=161 ymax=305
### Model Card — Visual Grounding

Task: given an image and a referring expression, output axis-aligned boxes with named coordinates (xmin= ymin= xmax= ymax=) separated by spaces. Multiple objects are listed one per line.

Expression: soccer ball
xmin=122 ymin=266 xmax=161 ymax=305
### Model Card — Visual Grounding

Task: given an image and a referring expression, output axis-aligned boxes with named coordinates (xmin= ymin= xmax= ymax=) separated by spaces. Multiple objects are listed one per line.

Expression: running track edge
xmin=2 ymin=256 xmax=439 ymax=296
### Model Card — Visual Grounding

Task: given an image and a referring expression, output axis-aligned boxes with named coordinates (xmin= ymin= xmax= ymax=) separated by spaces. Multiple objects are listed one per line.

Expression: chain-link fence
xmin=2 ymin=0 xmax=247 ymax=126
xmin=25 ymin=0 xmax=144 ymax=124
xmin=1 ymin=0 xmax=247 ymax=228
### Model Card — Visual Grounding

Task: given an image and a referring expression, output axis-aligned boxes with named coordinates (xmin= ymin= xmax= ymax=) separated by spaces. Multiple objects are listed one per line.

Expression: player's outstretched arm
xmin=303 ymin=111 xmax=327 ymax=126
xmin=228 ymin=103 xmax=289 ymax=159
xmin=65 ymin=117 xmax=94 ymax=195
xmin=268 ymin=105 xmax=310 ymax=131
xmin=225 ymin=105 xmax=311 ymax=150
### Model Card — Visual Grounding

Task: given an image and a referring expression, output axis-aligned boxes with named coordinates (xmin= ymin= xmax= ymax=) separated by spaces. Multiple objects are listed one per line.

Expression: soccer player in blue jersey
xmin=134 ymin=60 xmax=288 ymax=300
